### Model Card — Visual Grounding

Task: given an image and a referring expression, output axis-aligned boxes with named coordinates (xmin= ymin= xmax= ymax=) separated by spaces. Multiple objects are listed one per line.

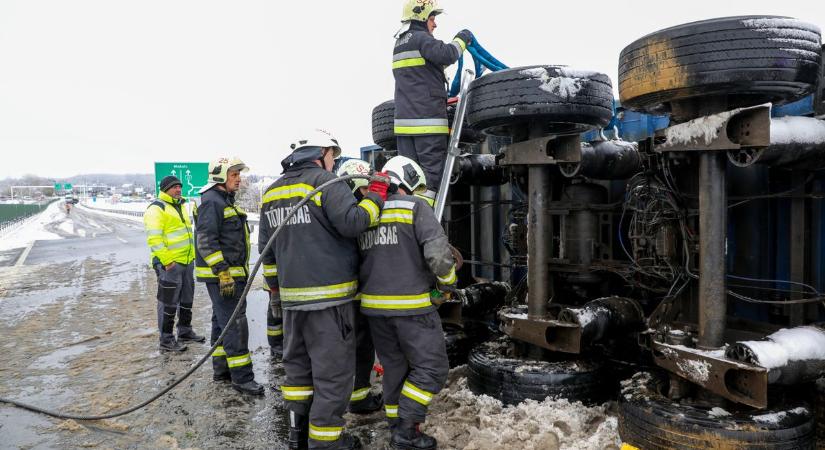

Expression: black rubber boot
xmin=232 ymin=380 xmax=264 ymax=396
xmin=288 ymin=411 xmax=309 ymax=450
xmin=270 ymin=343 xmax=283 ymax=359
xmin=390 ymin=419 xmax=436 ymax=450
xmin=159 ymin=334 xmax=187 ymax=352
xmin=348 ymin=392 xmax=383 ymax=414
xmin=178 ymin=329 xmax=206 ymax=343
xmin=331 ymin=432 xmax=362 ymax=449
xmin=213 ymin=372 xmax=232 ymax=382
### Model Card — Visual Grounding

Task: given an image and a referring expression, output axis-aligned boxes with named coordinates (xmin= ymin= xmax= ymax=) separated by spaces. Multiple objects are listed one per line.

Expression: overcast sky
xmin=0 ymin=0 xmax=822 ymax=179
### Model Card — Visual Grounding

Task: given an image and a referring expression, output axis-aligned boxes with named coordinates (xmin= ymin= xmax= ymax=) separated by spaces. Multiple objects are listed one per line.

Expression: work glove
xmin=432 ymin=284 xmax=460 ymax=306
xmin=368 ymin=172 xmax=391 ymax=201
xmin=218 ymin=270 xmax=235 ymax=299
xmin=454 ymin=29 xmax=474 ymax=48
xmin=269 ymin=288 xmax=282 ymax=317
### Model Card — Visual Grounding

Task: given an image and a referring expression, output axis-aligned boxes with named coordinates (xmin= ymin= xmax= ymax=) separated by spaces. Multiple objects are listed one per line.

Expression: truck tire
xmin=465 ymin=65 xmax=614 ymax=137
xmin=467 ymin=336 xmax=612 ymax=406
xmin=371 ymin=100 xmax=485 ymax=151
xmin=815 ymin=379 xmax=825 ymax=448
xmin=619 ymin=371 xmax=815 ymax=449
xmin=372 ymin=100 xmax=397 ymax=150
xmin=618 ymin=16 xmax=822 ymax=117
xmin=447 ymin=103 xmax=485 ymax=145
xmin=444 ymin=321 xmax=490 ymax=368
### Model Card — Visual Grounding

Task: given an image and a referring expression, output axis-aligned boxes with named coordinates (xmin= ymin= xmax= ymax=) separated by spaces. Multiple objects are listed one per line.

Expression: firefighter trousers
xmin=155 ymin=262 xmax=195 ymax=340
xmin=367 ymin=310 xmax=449 ymax=424
xmin=207 ymin=281 xmax=255 ymax=384
xmin=397 ymin=135 xmax=449 ymax=192
xmin=281 ymin=302 xmax=356 ymax=449
xmin=267 ymin=295 xmax=284 ymax=352
xmin=350 ymin=306 xmax=375 ymax=405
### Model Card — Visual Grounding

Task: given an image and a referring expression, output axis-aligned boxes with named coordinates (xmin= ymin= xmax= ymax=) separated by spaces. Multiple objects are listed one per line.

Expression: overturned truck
xmin=370 ymin=15 xmax=825 ymax=449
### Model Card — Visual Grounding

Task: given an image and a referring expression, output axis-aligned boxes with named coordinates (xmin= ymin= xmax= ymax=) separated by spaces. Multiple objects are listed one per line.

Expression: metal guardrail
xmin=0 ymin=199 xmax=58 ymax=237
xmin=0 ymin=214 xmax=35 ymax=236
xmin=81 ymin=205 xmax=144 ymax=217
xmin=80 ymin=204 xmax=259 ymax=229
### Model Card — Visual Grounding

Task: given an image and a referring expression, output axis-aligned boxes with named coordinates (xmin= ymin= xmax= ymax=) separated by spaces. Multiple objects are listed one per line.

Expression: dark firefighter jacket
xmin=194 ymin=187 xmax=250 ymax=283
xmin=393 ymin=20 xmax=465 ymax=136
xmin=258 ymin=150 xmax=384 ymax=311
xmin=358 ymin=193 xmax=456 ymax=317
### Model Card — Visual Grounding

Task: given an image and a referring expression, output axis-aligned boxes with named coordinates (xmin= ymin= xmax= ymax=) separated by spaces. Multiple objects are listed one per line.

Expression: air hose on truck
xmin=0 ymin=173 xmax=382 ymax=421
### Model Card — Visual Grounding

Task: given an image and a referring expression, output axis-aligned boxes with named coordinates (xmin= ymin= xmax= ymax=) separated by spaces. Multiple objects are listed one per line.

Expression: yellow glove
xmin=218 ymin=270 xmax=235 ymax=299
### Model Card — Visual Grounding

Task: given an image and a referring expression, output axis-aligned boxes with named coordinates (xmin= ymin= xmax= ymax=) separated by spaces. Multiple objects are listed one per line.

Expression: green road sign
xmin=154 ymin=162 xmax=209 ymax=199
xmin=54 ymin=183 xmax=61 ymax=191
xmin=64 ymin=183 xmax=72 ymax=191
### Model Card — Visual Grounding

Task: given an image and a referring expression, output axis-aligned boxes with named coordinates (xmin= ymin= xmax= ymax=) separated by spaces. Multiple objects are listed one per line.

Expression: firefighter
xmin=393 ymin=0 xmax=473 ymax=206
xmin=259 ymin=130 xmax=390 ymax=450
xmin=335 ymin=159 xmax=384 ymax=415
xmin=358 ymin=156 xmax=455 ymax=450
xmin=194 ymin=157 xmax=263 ymax=396
xmin=143 ymin=175 xmax=204 ymax=352
xmin=263 ymin=285 xmax=284 ymax=359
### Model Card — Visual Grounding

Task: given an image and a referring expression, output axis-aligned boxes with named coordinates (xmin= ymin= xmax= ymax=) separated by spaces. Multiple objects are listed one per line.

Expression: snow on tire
xmin=619 ymin=16 xmax=822 ymax=118
xmin=619 ymin=371 xmax=815 ymax=449
xmin=465 ymin=65 xmax=614 ymax=137
xmin=467 ymin=336 xmax=613 ymax=406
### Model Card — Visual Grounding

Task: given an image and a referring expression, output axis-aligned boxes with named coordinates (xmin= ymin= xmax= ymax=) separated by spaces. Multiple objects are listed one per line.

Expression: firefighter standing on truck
xmin=143 ymin=175 xmax=205 ymax=353
xmin=194 ymin=157 xmax=264 ymax=396
xmin=393 ymin=0 xmax=473 ymax=205
xmin=358 ymin=156 xmax=455 ymax=450
xmin=259 ymin=130 xmax=390 ymax=450
xmin=335 ymin=159 xmax=384 ymax=415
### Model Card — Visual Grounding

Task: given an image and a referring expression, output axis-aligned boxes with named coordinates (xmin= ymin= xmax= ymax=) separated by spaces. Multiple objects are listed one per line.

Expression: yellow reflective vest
xmin=143 ymin=191 xmax=195 ymax=266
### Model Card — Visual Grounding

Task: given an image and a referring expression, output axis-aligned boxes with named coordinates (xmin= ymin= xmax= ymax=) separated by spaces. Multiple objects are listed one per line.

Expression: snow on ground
xmin=0 ymin=201 xmax=65 ymax=250
xmin=423 ymin=367 xmax=621 ymax=450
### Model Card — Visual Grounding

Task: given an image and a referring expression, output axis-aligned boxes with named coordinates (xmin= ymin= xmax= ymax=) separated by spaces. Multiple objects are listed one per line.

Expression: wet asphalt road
xmin=0 ymin=206 xmax=390 ymax=449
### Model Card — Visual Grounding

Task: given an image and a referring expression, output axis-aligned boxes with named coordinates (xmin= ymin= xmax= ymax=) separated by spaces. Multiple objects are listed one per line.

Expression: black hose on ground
xmin=0 ymin=173 xmax=373 ymax=420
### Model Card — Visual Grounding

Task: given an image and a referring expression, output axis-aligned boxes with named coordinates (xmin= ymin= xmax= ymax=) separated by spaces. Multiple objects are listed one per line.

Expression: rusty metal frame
xmin=499 ymin=311 xmax=583 ymax=354
xmin=499 ymin=134 xmax=581 ymax=166
xmin=651 ymin=340 xmax=768 ymax=408
xmin=655 ymin=104 xmax=771 ymax=153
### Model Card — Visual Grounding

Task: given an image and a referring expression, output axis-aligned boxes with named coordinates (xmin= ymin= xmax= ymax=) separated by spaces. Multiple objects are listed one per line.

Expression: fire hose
xmin=0 ymin=173 xmax=381 ymax=420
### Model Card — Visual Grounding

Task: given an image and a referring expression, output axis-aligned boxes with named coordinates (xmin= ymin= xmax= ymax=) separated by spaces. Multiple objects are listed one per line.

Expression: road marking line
xmin=117 ymin=236 xmax=128 ymax=244
xmin=15 ymin=240 xmax=35 ymax=267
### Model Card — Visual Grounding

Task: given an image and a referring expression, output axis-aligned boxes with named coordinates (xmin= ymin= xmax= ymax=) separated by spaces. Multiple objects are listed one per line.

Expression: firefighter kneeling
xmin=358 ymin=156 xmax=455 ymax=450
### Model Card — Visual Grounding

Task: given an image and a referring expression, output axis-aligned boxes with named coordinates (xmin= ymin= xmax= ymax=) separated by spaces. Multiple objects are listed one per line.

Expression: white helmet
xmin=401 ymin=0 xmax=443 ymax=22
xmin=336 ymin=159 xmax=372 ymax=193
xmin=382 ymin=156 xmax=427 ymax=194
xmin=289 ymin=129 xmax=342 ymax=158
xmin=199 ymin=156 xmax=249 ymax=194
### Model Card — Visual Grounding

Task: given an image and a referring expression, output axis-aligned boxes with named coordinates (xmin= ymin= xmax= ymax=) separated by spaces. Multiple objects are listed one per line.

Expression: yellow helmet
xmin=199 ymin=156 xmax=249 ymax=194
xmin=401 ymin=0 xmax=443 ymax=23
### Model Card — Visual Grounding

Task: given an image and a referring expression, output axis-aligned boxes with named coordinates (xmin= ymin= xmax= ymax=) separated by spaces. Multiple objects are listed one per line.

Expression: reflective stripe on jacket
xmin=358 ymin=194 xmax=456 ymax=316
xmin=258 ymin=161 xmax=384 ymax=311
xmin=194 ymin=187 xmax=250 ymax=283
xmin=393 ymin=20 xmax=463 ymax=136
xmin=143 ymin=191 xmax=194 ymax=266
